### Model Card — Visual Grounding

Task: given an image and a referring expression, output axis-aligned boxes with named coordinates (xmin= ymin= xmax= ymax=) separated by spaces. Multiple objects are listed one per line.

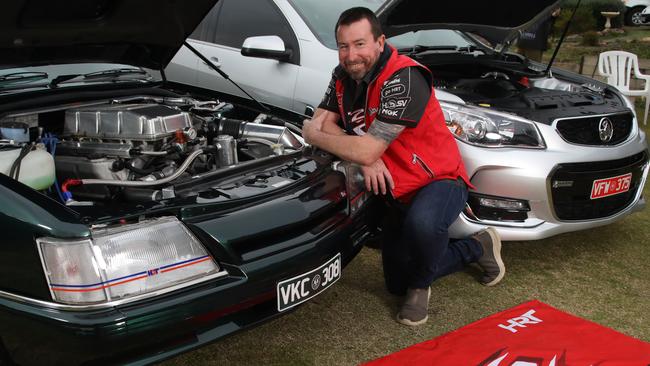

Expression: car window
xmin=289 ymin=0 xmax=384 ymax=50
xmin=213 ymin=0 xmax=297 ymax=53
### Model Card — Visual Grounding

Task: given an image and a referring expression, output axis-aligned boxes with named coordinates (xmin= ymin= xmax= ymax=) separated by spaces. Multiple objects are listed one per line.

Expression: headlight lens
xmin=333 ymin=161 xmax=371 ymax=216
xmin=441 ymin=102 xmax=545 ymax=148
xmin=38 ymin=217 xmax=220 ymax=305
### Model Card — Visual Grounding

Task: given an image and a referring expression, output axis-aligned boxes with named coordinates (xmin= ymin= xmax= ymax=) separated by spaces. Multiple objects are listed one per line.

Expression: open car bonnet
xmin=0 ymin=0 xmax=218 ymax=70
xmin=377 ymin=0 xmax=561 ymax=46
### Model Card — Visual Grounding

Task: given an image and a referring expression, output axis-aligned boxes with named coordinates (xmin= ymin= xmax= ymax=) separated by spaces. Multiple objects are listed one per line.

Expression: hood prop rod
xmin=183 ymin=41 xmax=271 ymax=113
xmin=545 ymin=0 xmax=582 ymax=75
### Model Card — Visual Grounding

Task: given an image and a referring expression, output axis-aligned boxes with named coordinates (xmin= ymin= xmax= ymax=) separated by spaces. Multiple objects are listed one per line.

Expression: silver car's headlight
xmin=440 ymin=102 xmax=545 ymax=148
xmin=37 ymin=217 xmax=220 ymax=306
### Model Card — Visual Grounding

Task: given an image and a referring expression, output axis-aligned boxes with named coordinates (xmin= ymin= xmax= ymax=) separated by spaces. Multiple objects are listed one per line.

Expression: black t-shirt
xmin=318 ymin=47 xmax=431 ymax=136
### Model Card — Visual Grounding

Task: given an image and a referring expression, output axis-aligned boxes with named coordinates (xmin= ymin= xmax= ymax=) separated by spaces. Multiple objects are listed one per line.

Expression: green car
xmin=0 ymin=0 xmax=376 ymax=364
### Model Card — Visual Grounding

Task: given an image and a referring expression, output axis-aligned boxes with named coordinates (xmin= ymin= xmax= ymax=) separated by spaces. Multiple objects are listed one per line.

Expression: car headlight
xmin=333 ymin=161 xmax=371 ymax=216
xmin=440 ymin=102 xmax=545 ymax=148
xmin=37 ymin=217 xmax=221 ymax=306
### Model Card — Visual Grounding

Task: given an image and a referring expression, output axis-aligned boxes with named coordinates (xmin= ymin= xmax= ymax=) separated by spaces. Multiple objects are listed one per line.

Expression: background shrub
xmin=553 ymin=0 xmax=626 ymax=35
xmin=581 ymin=31 xmax=601 ymax=46
xmin=553 ymin=5 xmax=597 ymax=35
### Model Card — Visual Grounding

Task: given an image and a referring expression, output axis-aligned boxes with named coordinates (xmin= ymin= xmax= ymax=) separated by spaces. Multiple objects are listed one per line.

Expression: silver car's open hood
xmin=0 ymin=0 xmax=218 ymax=70
xmin=377 ymin=0 xmax=561 ymax=45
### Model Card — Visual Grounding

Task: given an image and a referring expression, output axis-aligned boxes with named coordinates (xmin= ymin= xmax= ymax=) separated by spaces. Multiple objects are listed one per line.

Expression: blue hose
xmin=40 ymin=133 xmax=66 ymax=203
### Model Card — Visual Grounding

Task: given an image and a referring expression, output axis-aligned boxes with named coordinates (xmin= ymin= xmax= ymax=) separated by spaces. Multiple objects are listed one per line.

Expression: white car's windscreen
xmin=289 ymin=0 xmax=384 ymax=49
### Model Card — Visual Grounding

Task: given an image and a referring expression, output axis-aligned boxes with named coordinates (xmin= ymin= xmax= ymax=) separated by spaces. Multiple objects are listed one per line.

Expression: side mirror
xmin=241 ymin=35 xmax=292 ymax=62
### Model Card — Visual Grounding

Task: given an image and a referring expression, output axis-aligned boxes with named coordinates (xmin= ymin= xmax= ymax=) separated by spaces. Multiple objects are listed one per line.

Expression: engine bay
xmin=425 ymin=58 xmax=629 ymax=124
xmin=0 ymin=94 xmax=307 ymax=208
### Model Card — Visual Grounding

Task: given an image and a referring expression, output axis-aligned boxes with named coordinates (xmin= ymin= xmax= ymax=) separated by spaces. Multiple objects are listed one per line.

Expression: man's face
xmin=336 ymin=18 xmax=385 ymax=81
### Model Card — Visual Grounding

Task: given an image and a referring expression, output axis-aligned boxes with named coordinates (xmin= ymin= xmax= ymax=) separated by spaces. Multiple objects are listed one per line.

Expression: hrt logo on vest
xmin=348 ymin=108 xmax=365 ymax=125
xmin=347 ymin=108 xmax=367 ymax=135
xmin=498 ymin=309 xmax=543 ymax=333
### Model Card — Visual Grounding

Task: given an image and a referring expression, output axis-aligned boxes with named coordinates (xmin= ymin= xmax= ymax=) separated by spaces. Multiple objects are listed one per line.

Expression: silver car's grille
xmin=550 ymin=151 xmax=647 ymax=220
xmin=555 ymin=112 xmax=633 ymax=146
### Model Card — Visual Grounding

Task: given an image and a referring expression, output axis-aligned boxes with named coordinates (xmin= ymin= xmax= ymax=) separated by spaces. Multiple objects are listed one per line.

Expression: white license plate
xmin=276 ymin=253 xmax=341 ymax=312
xmin=590 ymin=173 xmax=632 ymax=199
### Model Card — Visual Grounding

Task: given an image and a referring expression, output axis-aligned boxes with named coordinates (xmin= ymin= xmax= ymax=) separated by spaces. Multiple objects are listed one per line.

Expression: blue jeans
xmin=381 ymin=178 xmax=483 ymax=294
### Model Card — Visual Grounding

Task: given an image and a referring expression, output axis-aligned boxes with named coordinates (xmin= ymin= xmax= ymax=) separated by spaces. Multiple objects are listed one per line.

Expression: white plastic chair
xmin=597 ymin=50 xmax=650 ymax=125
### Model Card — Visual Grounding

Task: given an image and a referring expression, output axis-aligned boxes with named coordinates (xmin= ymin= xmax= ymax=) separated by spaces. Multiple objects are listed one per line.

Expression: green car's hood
xmin=0 ymin=0 xmax=218 ymax=70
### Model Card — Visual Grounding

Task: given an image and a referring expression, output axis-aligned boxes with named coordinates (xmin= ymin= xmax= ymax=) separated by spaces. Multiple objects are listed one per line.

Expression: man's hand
xmin=302 ymin=118 xmax=323 ymax=145
xmin=301 ymin=108 xmax=388 ymax=166
xmin=361 ymin=159 xmax=394 ymax=195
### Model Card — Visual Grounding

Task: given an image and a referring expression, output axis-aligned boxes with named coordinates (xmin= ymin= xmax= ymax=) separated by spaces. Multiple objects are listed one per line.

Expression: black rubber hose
xmin=9 ymin=144 xmax=32 ymax=180
xmin=218 ymin=118 xmax=246 ymax=138
xmin=122 ymin=187 xmax=162 ymax=202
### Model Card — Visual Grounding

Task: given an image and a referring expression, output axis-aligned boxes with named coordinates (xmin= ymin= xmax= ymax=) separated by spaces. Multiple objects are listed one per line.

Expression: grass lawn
xmin=545 ymin=26 xmax=650 ymax=64
xmin=164 ymin=104 xmax=650 ymax=365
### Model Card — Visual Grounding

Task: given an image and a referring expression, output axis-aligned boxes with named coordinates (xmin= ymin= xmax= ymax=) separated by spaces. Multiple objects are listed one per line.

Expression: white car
xmin=641 ymin=5 xmax=650 ymax=23
xmin=624 ymin=0 xmax=650 ymax=25
xmin=167 ymin=0 xmax=649 ymax=241
xmin=165 ymin=0 xmax=372 ymax=117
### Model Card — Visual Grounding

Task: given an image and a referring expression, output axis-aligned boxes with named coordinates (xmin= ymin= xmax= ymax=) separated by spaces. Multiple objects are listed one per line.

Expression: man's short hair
xmin=335 ymin=7 xmax=383 ymax=40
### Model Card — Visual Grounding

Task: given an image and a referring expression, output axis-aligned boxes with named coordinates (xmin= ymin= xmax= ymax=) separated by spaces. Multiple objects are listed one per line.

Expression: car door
xmin=275 ymin=0 xmax=339 ymax=117
xmin=180 ymin=0 xmax=301 ymax=112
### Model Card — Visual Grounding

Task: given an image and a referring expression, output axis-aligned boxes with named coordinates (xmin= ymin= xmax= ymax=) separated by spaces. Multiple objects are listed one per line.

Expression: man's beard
xmin=345 ymin=63 xmax=368 ymax=81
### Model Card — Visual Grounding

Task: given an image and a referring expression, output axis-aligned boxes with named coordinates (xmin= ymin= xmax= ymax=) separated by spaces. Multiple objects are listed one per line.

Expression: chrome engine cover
xmin=63 ymin=104 xmax=192 ymax=141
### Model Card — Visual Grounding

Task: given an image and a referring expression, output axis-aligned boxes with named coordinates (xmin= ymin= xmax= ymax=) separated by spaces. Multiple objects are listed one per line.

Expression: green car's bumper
xmin=0 ymin=213 xmax=369 ymax=365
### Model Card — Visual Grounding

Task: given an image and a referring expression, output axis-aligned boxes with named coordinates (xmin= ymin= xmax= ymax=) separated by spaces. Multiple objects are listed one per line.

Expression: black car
xmin=0 ymin=1 xmax=376 ymax=364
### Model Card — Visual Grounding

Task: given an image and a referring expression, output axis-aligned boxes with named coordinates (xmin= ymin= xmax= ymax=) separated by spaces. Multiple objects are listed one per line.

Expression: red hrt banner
xmin=364 ymin=300 xmax=650 ymax=365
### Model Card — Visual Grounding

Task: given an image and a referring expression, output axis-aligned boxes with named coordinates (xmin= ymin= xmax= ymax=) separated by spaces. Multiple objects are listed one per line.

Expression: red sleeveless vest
xmin=335 ymin=46 xmax=472 ymax=200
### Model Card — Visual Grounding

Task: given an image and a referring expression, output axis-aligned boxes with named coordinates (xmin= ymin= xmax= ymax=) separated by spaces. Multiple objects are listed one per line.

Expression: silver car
xmin=167 ymin=0 xmax=649 ymax=241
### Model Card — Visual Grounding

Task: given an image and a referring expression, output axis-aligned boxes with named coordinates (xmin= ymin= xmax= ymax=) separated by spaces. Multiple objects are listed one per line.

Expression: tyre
xmin=625 ymin=6 xmax=647 ymax=26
